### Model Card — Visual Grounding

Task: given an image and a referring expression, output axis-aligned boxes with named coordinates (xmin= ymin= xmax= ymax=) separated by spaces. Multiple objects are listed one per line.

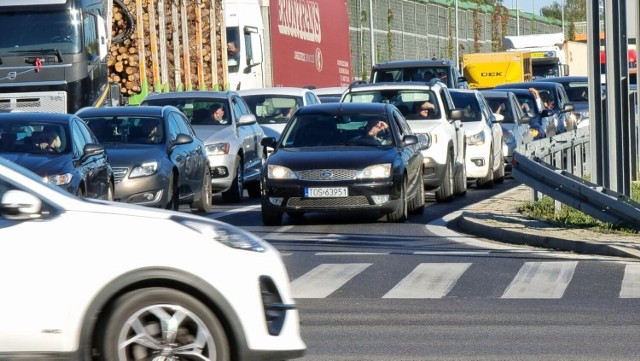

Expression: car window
xmin=450 ymin=92 xmax=481 ymax=122
xmin=74 ymin=118 xmax=96 ymax=144
xmin=144 ymin=97 xmax=229 ymax=126
xmin=242 ymin=94 xmax=301 ymax=125
xmin=171 ymin=112 xmax=192 ymax=136
xmin=70 ymin=122 xmax=87 ymax=156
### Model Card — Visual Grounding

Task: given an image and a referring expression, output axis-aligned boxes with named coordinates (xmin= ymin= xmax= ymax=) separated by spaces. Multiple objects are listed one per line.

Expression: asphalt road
xmin=204 ymin=178 xmax=640 ymax=360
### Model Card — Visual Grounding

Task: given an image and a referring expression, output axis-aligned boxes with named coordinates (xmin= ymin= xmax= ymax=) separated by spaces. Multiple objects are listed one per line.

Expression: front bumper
xmin=207 ymin=154 xmax=237 ymax=192
xmin=262 ymin=179 xmax=401 ymax=214
xmin=113 ymin=169 xmax=169 ymax=207
xmin=422 ymin=156 xmax=447 ymax=190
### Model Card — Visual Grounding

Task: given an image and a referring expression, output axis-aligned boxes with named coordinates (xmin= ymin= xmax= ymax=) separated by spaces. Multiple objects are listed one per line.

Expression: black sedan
xmin=76 ymin=106 xmax=212 ymax=212
xmin=260 ymin=102 xmax=425 ymax=226
xmin=0 ymin=112 xmax=113 ymax=199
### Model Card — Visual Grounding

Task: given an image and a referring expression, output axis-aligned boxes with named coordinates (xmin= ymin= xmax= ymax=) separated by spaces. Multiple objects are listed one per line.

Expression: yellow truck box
xmin=462 ymin=52 xmax=532 ymax=89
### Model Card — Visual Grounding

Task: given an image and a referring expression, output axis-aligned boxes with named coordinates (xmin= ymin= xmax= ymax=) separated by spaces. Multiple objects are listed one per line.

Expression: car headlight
xmin=417 ymin=133 xmax=432 ymax=150
xmin=530 ymin=128 xmax=540 ymax=139
xmin=44 ymin=172 xmax=73 ymax=185
xmin=502 ymin=129 xmax=515 ymax=144
xmin=268 ymin=165 xmax=297 ymax=179
xmin=206 ymin=143 xmax=230 ymax=155
xmin=130 ymin=161 xmax=158 ymax=178
xmin=466 ymin=131 xmax=485 ymax=145
xmin=358 ymin=163 xmax=391 ymax=179
xmin=176 ymin=217 xmax=266 ymax=252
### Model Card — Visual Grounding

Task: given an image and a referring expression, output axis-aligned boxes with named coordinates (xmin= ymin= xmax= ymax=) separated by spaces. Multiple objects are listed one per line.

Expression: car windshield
xmin=83 ymin=116 xmax=165 ymax=145
xmin=562 ymin=82 xmax=589 ymax=102
xmin=514 ymin=94 xmax=541 ymax=118
xmin=280 ymin=113 xmax=395 ymax=148
xmin=142 ymin=98 xmax=230 ymax=126
xmin=242 ymin=95 xmax=302 ymax=125
xmin=373 ymin=66 xmax=449 ymax=83
xmin=449 ymin=93 xmax=482 ymax=122
xmin=342 ymin=89 xmax=439 ymax=118
xmin=0 ymin=11 xmax=81 ymax=55
xmin=0 ymin=121 xmax=69 ymax=154
xmin=485 ymin=98 xmax=515 ymax=123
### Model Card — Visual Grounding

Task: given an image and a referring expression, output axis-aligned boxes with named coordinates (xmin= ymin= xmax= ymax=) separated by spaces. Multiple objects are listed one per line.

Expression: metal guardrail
xmin=511 ymin=128 xmax=640 ymax=228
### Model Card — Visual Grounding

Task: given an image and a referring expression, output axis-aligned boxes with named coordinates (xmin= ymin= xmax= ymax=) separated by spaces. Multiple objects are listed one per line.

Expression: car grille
xmin=297 ymin=169 xmax=358 ymax=181
xmin=113 ymin=167 xmax=128 ymax=184
xmin=286 ymin=196 xmax=369 ymax=207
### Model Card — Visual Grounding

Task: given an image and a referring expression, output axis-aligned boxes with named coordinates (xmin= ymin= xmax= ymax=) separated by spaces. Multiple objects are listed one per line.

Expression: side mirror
xmin=492 ymin=113 xmax=504 ymax=123
xmin=561 ymin=103 xmax=575 ymax=113
xmin=261 ymin=137 xmax=277 ymax=148
xmin=403 ymin=134 xmax=419 ymax=146
xmin=520 ymin=115 xmax=532 ymax=124
xmin=0 ymin=190 xmax=42 ymax=220
xmin=237 ymin=114 xmax=257 ymax=126
xmin=449 ymin=108 xmax=463 ymax=121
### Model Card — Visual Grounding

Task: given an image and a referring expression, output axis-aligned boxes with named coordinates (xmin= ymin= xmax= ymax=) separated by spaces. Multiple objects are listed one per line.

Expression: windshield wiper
xmin=9 ymin=49 xmax=63 ymax=63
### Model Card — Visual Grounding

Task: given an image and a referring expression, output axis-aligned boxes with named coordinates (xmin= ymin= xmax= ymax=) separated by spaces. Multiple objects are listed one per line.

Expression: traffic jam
xmin=0 ymin=0 xmax=638 ymax=360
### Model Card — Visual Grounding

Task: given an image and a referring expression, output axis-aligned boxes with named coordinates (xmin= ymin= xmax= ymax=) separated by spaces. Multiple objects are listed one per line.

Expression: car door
xmin=233 ymin=95 xmax=263 ymax=181
xmin=73 ymin=119 xmax=109 ymax=198
xmin=393 ymin=109 xmax=421 ymax=186
xmin=440 ymin=87 xmax=465 ymax=165
xmin=172 ymin=111 xmax=205 ymax=194
xmin=166 ymin=113 xmax=193 ymax=196
xmin=479 ymin=93 xmax=502 ymax=166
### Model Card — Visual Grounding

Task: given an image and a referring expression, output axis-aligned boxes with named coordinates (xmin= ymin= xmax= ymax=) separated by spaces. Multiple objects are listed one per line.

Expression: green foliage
xmin=540 ymin=0 xmax=586 ymax=22
xmin=520 ymin=182 xmax=640 ymax=234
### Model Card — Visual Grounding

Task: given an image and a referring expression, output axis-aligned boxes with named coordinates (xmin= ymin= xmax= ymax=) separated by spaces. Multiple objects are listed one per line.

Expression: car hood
xmin=404 ymin=119 xmax=444 ymax=134
xmin=268 ymin=146 xmax=396 ymax=170
xmin=105 ymin=145 xmax=166 ymax=167
xmin=192 ymin=124 xmax=233 ymax=144
xmin=460 ymin=121 xmax=485 ymax=135
xmin=0 ymin=152 xmax=69 ymax=176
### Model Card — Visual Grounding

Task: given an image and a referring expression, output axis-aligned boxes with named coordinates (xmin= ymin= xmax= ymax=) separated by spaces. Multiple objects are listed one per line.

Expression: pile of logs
xmin=108 ymin=0 xmax=225 ymax=98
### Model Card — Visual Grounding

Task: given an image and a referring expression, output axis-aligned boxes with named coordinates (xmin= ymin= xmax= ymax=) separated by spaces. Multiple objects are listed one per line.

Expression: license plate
xmin=305 ymin=187 xmax=348 ymax=198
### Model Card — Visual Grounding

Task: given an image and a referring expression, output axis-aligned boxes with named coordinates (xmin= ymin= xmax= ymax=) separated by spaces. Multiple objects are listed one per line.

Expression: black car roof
xmin=479 ymin=90 xmax=513 ymax=99
xmin=296 ymin=102 xmax=390 ymax=115
xmin=372 ymin=59 xmax=455 ymax=69
xmin=0 ymin=112 xmax=77 ymax=123
xmin=536 ymin=76 xmax=589 ymax=83
xmin=76 ymin=105 xmax=176 ymax=117
xmin=495 ymin=81 xmax=563 ymax=90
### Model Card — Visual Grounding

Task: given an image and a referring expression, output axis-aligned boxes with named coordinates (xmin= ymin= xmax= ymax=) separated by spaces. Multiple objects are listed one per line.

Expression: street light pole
xmin=369 ymin=0 xmax=375 ymax=68
xmin=455 ymin=0 xmax=459 ymax=69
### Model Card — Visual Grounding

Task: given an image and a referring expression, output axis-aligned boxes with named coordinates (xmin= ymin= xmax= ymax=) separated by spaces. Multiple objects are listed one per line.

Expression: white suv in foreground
xmin=0 ymin=157 xmax=305 ymax=360
xmin=341 ymin=81 xmax=467 ymax=201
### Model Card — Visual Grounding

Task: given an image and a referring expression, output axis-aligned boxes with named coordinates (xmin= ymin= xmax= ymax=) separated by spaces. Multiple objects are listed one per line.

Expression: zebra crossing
xmin=287 ymin=261 xmax=640 ymax=299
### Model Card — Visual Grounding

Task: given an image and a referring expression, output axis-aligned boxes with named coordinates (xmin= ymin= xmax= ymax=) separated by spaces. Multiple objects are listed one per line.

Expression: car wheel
xmin=477 ymin=146 xmax=494 ymax=188
xmin=387 ymin=177 xmax=408 ymax=222
xmin=100 ymin=288 xmax=230 ymax=361
xmin=262 ymin=202 xmax=283 ymax=226
xmin=409 ymin=168 xmax=425 ymax=215
xmin=192 ymin=166 xmax=212 ymax=213
xmin=106 ymin=181 xmax=114 ymax=201
xmin=493 ymin=149 xmax=505 ymax=184
xmin=222 ymin=158 xmax=243 ymax=203
xmin=453 ymin=152 xmax=467 ymax=196
xmin=165 ymin=174 xmax=179 ymax=210
xmin=246 ymin=181 xmax=261 ymax=198
xmin=435 ymin=155 xmax=454 ymax=202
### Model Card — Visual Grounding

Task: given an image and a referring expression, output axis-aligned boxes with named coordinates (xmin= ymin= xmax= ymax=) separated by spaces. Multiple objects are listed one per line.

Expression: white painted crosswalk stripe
xmin=620 ymin=264 xmax=640 ymax=298
xmin=501 ymin=261 xmax=578 ymax=299
xmin=383 ymin=263 xmax=471 ymax=299
xmin=291 ymin=263 xmax=371 ymax=298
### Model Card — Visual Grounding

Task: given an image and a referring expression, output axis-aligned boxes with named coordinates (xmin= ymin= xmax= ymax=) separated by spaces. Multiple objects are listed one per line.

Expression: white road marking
xmin=383 ymin=263 xmax=471 ymax=299
xmin=208 ymin=204 xmax=260 ymax=219
xmin=291 ymin=263 xmax=371 ymax=298
xmin=620 ymin=264 xmax=640 ymax=298
xmin=502 ymin=261 xmax=578 ymax=299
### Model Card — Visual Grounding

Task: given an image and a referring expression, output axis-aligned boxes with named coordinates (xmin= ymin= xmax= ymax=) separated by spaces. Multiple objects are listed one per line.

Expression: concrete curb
xmin=453 ymin=212 xmax=640 ymax=260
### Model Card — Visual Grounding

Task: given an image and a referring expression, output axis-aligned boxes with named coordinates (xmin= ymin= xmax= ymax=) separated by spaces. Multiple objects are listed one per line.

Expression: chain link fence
xmin=348 ymin=0 xmax=563 ymax=81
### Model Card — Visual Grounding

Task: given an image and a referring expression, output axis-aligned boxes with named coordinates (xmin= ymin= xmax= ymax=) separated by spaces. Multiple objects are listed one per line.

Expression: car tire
xmin=222 ymin=158 xmax=243 ymax=203
xmin=106 ymin=182 xmax=114 ymax=201
xmin=192 ymin=166 xmax=212 ymax=213
xmin=408 ymin=169 xmax=425 ymax=215
xmin=387 ymin=177 xmax=408 ymax=223
xmin=493 ymin=149 xmax=505 ymax=184
xmin=453 ymin=152 xmax=467 ymax=196
xmin=262 ymin=200 xmax=283 ymax=226
xmin=100 ymin=288 xmax=230 ymax=361
xmin=164 ymin=174 xmax=180 ymax=210
xmin=477 ymin=147 xmax=494 ymax=188
xmin=246 ymin=181 xmax=261 ymax=198
xmin=435 ymin=155 xmax=454 ymax=202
